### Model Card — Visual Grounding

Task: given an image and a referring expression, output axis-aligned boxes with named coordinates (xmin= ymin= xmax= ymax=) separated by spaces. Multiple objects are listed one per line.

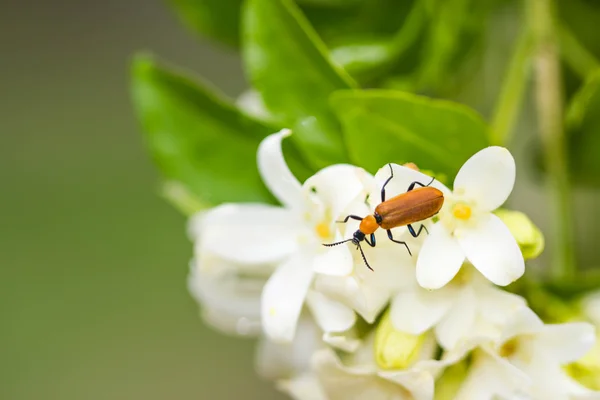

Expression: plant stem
xmin=557 ymin=24 xmax=600 ymax=79
xmin=528 ymin=0 xmax=576 ymax=281
xmin=490 ymin=25 xmax=534 ymax=145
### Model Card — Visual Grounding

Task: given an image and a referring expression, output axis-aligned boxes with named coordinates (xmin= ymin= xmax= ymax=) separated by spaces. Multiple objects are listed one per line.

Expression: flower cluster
xmin=188 ymin=129 xmax=598 ymax=399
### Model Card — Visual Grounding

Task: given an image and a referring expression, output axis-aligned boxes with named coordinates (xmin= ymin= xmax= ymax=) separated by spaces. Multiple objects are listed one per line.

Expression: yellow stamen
xmin=499 ymin=338 xmax=519 ymax=358
xmin=269 ymin=307 xmax=276 ymax=316
xmin=315 ymin=222 xmax=331 ymax=239
xmin=452 ymin=203 xmax=472 ymax=220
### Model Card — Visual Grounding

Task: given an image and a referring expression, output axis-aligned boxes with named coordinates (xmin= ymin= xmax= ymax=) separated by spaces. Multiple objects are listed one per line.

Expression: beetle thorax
xmin=359 ymin=214 xmax=379 ymax=235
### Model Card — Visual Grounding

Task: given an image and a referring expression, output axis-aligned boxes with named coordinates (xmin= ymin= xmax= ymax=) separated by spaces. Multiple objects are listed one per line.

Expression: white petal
xmin=313 ymin=349 xmax=417 ymax=400
xmin=277 ymin=374 xmax=328 ymax=400
xmin=371 ymin=163 xmax=451 ymax=209
xmin=305 ymin=164 xmax=370 ymax=221
xmin=453 ymin=146 xmax=515 ymax=211
xmin=323 ymin=331 xmax=362 ymax=353
xmin=538 ymin=322 xmax=596 ymax=364
xmin=498 ymin=307 xmax=544 ymax=346
xmin=187 ymin=260 xmax=263 ymax=336
xmin=257 ymin=129 xmax=303 ymax=209
xmin=390 ymin=286 xmax=455 ymax=334
xmin=474 ymin=283 xmax=527 ymax=326
xmin=262 ymin=253 xmax=315 ymax=342
xmin=314 ymin=274 xmax=390 ymax=324
xmin=306 ymin=290 xmax=356 ymax=333
xmin=416 ymin=223 xmax=465 ymax=289
xmin=312 ymin=239 xmax=354 ymax=276
xmin=378 ymin=369 xmax=434 ymax=400
xmin=435 ymin=287 xmax=477 ymax=350
xmin=458 ymin=213 xmax=525 ymax=286
xmin=456 ymin=349 xmax=530 ymax=400
xmin=198 ymin=203 xmax=301 ymax=265
xmin=255 ymin=316 xmax=322 ymax=379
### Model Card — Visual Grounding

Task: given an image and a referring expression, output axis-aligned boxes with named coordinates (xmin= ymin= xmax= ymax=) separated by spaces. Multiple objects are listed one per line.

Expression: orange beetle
xmin=323 ymin=164 xmax=444 ymax=271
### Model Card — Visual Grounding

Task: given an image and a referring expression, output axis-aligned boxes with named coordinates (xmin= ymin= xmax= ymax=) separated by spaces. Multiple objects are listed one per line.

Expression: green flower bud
xmin=494 ymin=209 xmax=545 ymax=260
xmin=565 ymin=336 xmax=600 ymax=390
xmin=434 ymin=359 xmax=469 ymax=400
xmin=374 ymin=310 xmax=425 ymax=370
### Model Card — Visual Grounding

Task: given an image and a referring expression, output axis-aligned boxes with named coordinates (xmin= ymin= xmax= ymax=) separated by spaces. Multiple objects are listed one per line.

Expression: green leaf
xmin=167 ymin=0 xmax=243 ymax=47
xmin=242 ymin=0 xmax=357 ymax=169
xmin=330 ymin=90 xmax=490 ymax=178
xmin=329 ymin=0 xmax=426 ymax=83
xmin=566 ymin=69 xmax=600 ymax=186
xmin=131 ymin=54 xmax=277 ymax=206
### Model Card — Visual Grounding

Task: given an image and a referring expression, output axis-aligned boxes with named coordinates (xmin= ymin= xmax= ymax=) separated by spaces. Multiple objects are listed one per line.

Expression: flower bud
xmin=434 ymin=360 xmax=469 ymax=400
xmin=374 ymin=310 xmax=425 ymax=370
xmin=565 ymin=337 xmax=600 ymax=390
xmin=494 ymin=209 xmax=545 ymax=260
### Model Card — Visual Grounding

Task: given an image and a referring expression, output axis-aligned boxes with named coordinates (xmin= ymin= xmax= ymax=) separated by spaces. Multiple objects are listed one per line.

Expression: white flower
xmin=190 ymin=129 xmax=366 ymax=343
xmin=390 ymin=264 xmax=526 ymax=351
xmin=414 ymin=146 xmax=525 ymax=289
xmin=312 ymin=331 xmax=443 ymax=400
xmin=187 ymin=210 xmax=269 ymax=336
xmin=312 ymin=164 xmax=429 ymax=323
xmin=256 ymin=315 xmax=328 ymax=400
xmin=455 ymin=307 xmax=597 ymax=400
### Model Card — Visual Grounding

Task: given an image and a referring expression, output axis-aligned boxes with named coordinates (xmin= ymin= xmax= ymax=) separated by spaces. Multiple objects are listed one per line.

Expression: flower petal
xmin=458 ymin=213 xmax=525 ymax=286
xmin=538 ymin=322 xmax=596 ymax=364
xmin=390 ymin=286 xmax=455 ymax=334
xmin=262 ymin=252 xmax=315 ymax=342
xmin=474 ymin=282 xmax=527 ymax=326
xmin=304 ymin=164 xmax=370 ymax=221
xmin=436 ymin=286 xmax=477 ymax=350
xmin=371 ymin=163 xmax=451 ymax=209
xmin=314 ymin=273 xmax=391 ymax=324
xmin=187 ymin=260 xmax=264 ymax=336
xmin=498 ymin=306 xmax=544 ymax=346
xmin=456 ymin=348 xmax=530 ymax=400
xmin=323 ymin=331 xmax=362 ymax=353
xmin=256 ymin=315 xmax=322 ymax=379
xmin=257 ymin=129 xmax=303 ymax=209
xmin=416 ymin=223 xmax=465 ymax=289
xmin=277 ymin=374 xmax=328 ymax=400
xmin=378 ymin=369 xmax=434 ymax=400
xmin=453 ymin=146 xmax=515 ymax=211
xmin=306 ymin=290 xmax=356 ymax=333
xmin=198 ymin=203 xmax=301 ymax=265
xmin=312 ymin=235 xmax=354 ymax=276
xmin=313 ymin=348 xmax=420 ymax=400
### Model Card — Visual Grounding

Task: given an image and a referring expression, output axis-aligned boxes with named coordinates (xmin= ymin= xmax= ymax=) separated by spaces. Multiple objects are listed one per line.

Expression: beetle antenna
xmin=322 ymin=239 xmax=353 ymax=247
xmin=426 ymin=175 xmax=436 ymax=186
xmin=356 ymin=243 xmax=373 ymax=271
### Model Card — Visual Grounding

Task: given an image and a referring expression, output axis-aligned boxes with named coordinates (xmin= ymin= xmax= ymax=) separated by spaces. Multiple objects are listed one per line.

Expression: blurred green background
xmin=0 ymin=0 xmax=282 ymax=398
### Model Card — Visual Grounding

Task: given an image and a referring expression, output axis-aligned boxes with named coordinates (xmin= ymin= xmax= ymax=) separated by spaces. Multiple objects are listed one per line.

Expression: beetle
xmin=323 ymin=164 xmax=444 ymax=271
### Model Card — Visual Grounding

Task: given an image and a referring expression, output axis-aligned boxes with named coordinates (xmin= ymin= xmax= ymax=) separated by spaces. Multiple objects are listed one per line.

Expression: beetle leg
xmin=365 ymin=233 xmax=376 ymax=247
xmin=380 ymin=163 xmax=394 ymax=202
xmin=407 ymin=224 xmax=429 ymax=238
xmin=337 ymin=214 xmax=363 ymax=223
xmin=407 ymin=176 xmax=436 ymax=192
xmin=406 ymin=181 xmax=427 ymax=192
xmin=386 ymin=229 xmax=412 ymax=256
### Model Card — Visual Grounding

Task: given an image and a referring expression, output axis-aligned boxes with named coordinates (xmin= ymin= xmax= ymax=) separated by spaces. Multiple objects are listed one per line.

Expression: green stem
xmin=557 ymin=24 xmax=600 ymax=79
xmin=490 ymin=25 xmax=534 ymax=146
xmin=528 ymin=0 xmax=576 ymax=281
